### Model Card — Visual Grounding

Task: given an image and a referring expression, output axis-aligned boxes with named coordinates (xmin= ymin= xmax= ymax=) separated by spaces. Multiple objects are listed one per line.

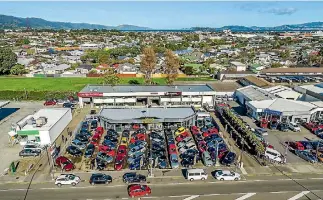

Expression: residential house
xmin=230 ymin=61 xmax=247 ymax=72
xmin=77 ymin=64 xmax=94 ymax=74
xmin=117 ymin=63 xmax=137 ymax=74
xmin=42 ymin=64 xmax=71 ymax=74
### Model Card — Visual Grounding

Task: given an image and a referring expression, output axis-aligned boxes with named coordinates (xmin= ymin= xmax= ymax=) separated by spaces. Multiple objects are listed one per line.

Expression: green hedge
xmin=0 ymin=90 xmax=77 ymax=101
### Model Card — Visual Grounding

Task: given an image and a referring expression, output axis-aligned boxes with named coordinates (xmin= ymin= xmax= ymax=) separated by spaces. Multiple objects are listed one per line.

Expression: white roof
xmin=300 ymin=84 xmax=323 ymax=94
xmin=20 ymin=108 xmax=70 ymax=131
xmin=0 ymin=101 xmax=9 ymax=108
xmin=187 ymin=169 xmax=206 ymax=173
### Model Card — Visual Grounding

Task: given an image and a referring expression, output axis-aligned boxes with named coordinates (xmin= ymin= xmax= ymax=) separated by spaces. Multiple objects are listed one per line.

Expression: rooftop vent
xmin=36 ymin=117 xmax=48 ymax=127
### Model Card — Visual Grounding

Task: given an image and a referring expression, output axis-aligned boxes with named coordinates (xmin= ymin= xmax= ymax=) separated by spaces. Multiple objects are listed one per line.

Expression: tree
xmin=280 ymin=50 xmax=290 ymax=59
xmin=128 ymin=79 xmax=140 ymax=85
xmin=164 ymin=49 xmax=180 ymax=85
xmin=10 ymin=64 xmax=26 ymax=75
xmin=271 ymin=62 xmax=283 ymax=68
xmin=88 ymin=69 xmax=97 ymax=74
xmin=0 ymin=48 xmax=17 ymax=75
xmin=140 ymin=47 xmax=157 ymax=84
xmin=101 ymin=68 xmax=120 ymax=86
xmin=184 ymin=66 xmax=194 ymax=75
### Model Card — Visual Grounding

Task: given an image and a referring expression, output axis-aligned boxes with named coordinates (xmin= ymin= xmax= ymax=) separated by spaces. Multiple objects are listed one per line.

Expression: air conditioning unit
xmin=36 ymin=117 xmax=48 ymax=127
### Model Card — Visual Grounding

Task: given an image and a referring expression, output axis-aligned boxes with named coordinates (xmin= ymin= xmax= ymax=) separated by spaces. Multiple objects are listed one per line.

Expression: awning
xmin=17 ymin=130 xmax=39 ymax=136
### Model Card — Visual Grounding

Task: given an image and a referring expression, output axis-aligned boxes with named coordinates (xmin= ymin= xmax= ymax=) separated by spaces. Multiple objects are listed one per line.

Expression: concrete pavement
xmin=1 ymin=177 xmax=323 ymax=200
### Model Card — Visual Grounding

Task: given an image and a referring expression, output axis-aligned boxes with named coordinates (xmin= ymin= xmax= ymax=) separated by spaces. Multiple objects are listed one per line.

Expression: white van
xmin=264 ymin=148 xmax=283 ymax=163
xmin=186 ymin=169 xmax=208 ymax=181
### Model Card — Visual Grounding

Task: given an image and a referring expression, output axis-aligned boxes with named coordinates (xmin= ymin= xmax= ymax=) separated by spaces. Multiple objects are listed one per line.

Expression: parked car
xmin=221 ymin=152 xmax=236 ymax=166
xmin=115 ymin=155 xmax=126 ymax=171
xmin=19 ymin=148 xmax=41 ymax=157
xmin=213 ymin=170 xmax=241 ymax=181
xmin=289 ymin=122 xmax=301 ymax=132
xmin=175 ymin=127 xmax=186 ymax=136
xmin=90 ymin=120 xmax=98 ymax=130
xmin=66 ymin=146 xmax=82 ymax=157
xmin=89 ymin=173 xmax=112 ymax=185
xmin=71 ymin=139 xmax=86 ymax=150
xmin=23 ymin=144 xmax=42 ymax=151
xmin=278 ymin=123 xmax=289 ymax=132
xmin=123 ymin=173 xmax=146 ymax=184
xmin=255 ymin=128 xmax=268 ymax=136
xmin=63 ymin=102 xmax=74 ymax=108
xmin=84 ymin=144 xmax=95 ymax=158
xmin=128 ymin=184 xmax=151 ymax=198
xmin=186 ymin=169 xmax=208 ymax=181
xmin=55 ymin=156 xmax=74 ymax=171
xmin=295 ymin=150 xmax=317 ymax=163
xmin=157 ymin=155 xmax=167 ymax=169
xmin=121 ymin=137 xmax=128 ymax=146
xmin=264 ymin=148 xmax=283 ymax=163
xmin=128 ymin=146 xmax=146 ymax=157
xmin=168 ymin=144 xmax=177 ymax=154
xmin=96 ymin=152 xmax=113 ymax=163
xmin=55 ymin=174 xmax=81 ymax=187
xmin=175 ymin=133 xmax=189 ymax=142
xmin=129 ymin=141 xmax=147 ymax=150
xmin=44 ymin=100 xmax=56 ymax=106
xmin=202 ymin=151 xmax=213 ymax=167
xmin=170 ymin=154 xmax=179 ymax=169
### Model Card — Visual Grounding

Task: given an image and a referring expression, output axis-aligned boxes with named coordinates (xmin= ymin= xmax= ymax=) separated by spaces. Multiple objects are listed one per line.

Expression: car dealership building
xmin=78 ymin=84 xmax=217 ymax=108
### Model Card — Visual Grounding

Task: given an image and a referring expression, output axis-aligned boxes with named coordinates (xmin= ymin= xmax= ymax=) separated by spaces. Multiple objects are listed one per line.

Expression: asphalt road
xmin=1 ymin=178 xmax=323 ymax=200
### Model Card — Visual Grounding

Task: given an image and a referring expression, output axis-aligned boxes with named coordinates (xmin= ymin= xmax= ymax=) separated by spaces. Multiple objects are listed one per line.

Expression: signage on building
xmin=165 ymin=92 xmax=182 ymax=96
xmin=78 ymin=92 xmax=103 ymax=97
xmin=264 ymin=108 xmax=282 ymax=116
xmin=142 ymin=118 xmax=155 ymax=124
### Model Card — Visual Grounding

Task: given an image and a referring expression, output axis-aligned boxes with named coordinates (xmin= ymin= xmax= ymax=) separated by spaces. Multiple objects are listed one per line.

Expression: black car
xmin=75 ymin=134 xmax=89 ymax=143
xmin=91 ymin=120 xmax=98 ymax=129
xmin=179 ymin=149 xmax=198 ymax=159
xmin=181 ymin=158 xmax=194 ymax=168
xmin=63 ymin=102 xmax=73 ymax=108
xmin=151 ymin=132 xmax=164 ymax=140
xmin=278 ymin=123 xmax=289 ymax=132
xmin=152 ymin=144 xmax=165 ymax=151
xmin=221 ymin=151 xmax=236 ymax=166
xmin=123 ymin=173 xmax=146 ymax=184
xmin=104 ymin=136 xmax=118 ymax=143
xmin=89 ymin=173 xmax=112 ymax=185
xmin=66 ymin=146 xmax=83 ymax=157
xmin=84 ymin=144 xmax=95 ymax=158
xmin=122 ymin=130 xmax=130 ymax=138
xmin=97 ymin=161 xmax=107 ymax=171
xmin=107 ymin=129 xmax=118 ymax=137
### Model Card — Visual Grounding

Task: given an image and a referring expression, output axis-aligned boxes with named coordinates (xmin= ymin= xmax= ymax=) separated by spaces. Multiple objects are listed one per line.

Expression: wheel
xmin=146 ymin=193 xmax=149 ymax=196
xmin=125 ymin=181 xmax=129 ymax=184
xmin=91 ymin=182 xmax=95 ymax=186
xmin=201 ymin=177 xmax=205 ymax=181
xmin=72 ymin=182 xmax=76 ymax=186
xmin=57 ymin=183 xmax=62 ymax=187
xmin=189 ymin=178 xmax=194 ymax=181
xmin=220 ymin=178 xmax=224 ymax=181
xmin=131 ymin=195 xmax=134 ymax=198
xmin=234 ymin=178 xmax=239 ymax=181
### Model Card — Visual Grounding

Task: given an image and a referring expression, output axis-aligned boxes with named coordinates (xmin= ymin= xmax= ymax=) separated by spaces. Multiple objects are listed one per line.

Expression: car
xmin=264 ymin=148 xmax=283 ymax=163
xmin=168 ymin=143 xmax=177 ymax=154
xmin=75 ymin=134 xmax=90 ymax=144
xmin=115 ymin=155 xmax=126 ymax=171
xmin=90 ymin=120 xmax=98 ymax=130
xmin=130 ymin=133 xmax=145 ymax=143
xmin=179 ymin=149 xmax=198 ymax=159
xmin=128 ymin=184 xmax=151 ymax=198
xmin=170 ymin=154 xmax=179 ymax=169
xmin=44 ymin=100 xmax=56 ymax=106
xmin=96 ymin=152 xmax=113 ymax=163
xmin=129 ymin=141 xmax=147 ymax=150
xmin=19 ymin=148 xmax=41 ymax=157
xmin=289 ymin=122 xmax=301 ymax=132
xmin=66 ymin=146 xmax=83 ymax=157
xmin=96 ymin=161 xmax=107 ymax=171
xmin=206 ymin=139 xmax=224 ymax=148
xmin=89 ymin=173 xmax=112 ymax=185
xmin=295 ymin=150 xmax=317 ymax=163
xmin=121 ymin=137 xmax=128 ymax=146
xmin=177 ymin=141 xmax=195 ymax=148
xmin=177 ymin=137 xmax=193 ymax=145
xmin=123 ymin=173 xmax=146 ymax=184
xmin=63 ymin=102 xmax=74 ymax=108
xmin=181 ymin=157 xmax=194 ymax=168
xmin=221 ymin=152 xmax=236 ymax=166
xmin=175 ymin=127 xmax=186 ymax=136
xmin=96 ymin=127 xmax=104 ymax=136
xmin=151 ymin=137 xmax=164 ymax=143
xmin=278 ymin=123 xmax=289 ymax=132
xmin=128 ymin=146 xmax=146 ymax=157
xmin=191 ymin=126 xmax=199 ymax=133
xmin=128 ymin=151 xmax=144 ymax=161
xmin=175 ymin=134 xmax=189 ymax=142
xmin=122 ymin=130 xmax=130 ymax=138
xmin=255 ymin=128 xmax=268 ymax=136
xmin=71 ymin=139 xmax=86 ymax=150
xmin=303 ymin=122 xmax=319 ymax=132
xmin=129 ymin=161 xmax=141 ymax=170
xmin=157 ymin=155 xmax=167 ymax=169
xmin=84 ymin=144 xmax=95 ymax=158
xmin=102 ymin=140 xmax=118 ymax=149
xmin=23 ymin=144 xmax=42 ymax=151
xmin=152 ymin=143 xmax=165 ymax=151
xmin=213 ymin=170 xmax=241 ymax=181
xmin=151 ymin=132 xmax=164 ymax=140
xmin=202 ymin=151 xmax=213 ymax=167
xmin=287 ymin=141 xmax=305 ymax=151
xmin=299 ymin=141 xmax=314 ymax=150
xmin=55 ymin=156 xmax=75 ymax=171
xmin=55 ymin=174 xmax=81 ymax=187
xmin=178 ymin=144 xmax=197 ymax=154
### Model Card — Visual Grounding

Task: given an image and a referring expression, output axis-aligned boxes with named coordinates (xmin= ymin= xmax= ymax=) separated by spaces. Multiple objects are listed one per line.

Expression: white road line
xmin=121 ymin=198 xmax=129 ymax=200
xmin=183 ymin=195 xmax=200 ymax=200
xmin=270 ymin=191 xmax=289 ymax=194
xmin=235 ymin=193 xmax=256 ymax=200
xmin=240 ymin=167 xmax=248 ymax=175
xmin=288 ymin=191 xmax=310 ymax=200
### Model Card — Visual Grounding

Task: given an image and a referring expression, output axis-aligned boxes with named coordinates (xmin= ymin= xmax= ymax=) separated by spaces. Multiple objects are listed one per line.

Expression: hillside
xmin=0 ymin=14 xmax=151 ymax=30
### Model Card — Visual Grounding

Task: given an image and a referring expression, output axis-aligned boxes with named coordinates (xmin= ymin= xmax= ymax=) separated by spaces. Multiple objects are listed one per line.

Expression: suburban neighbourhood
xmin=2 ymin=2 xmax=323 ymax=200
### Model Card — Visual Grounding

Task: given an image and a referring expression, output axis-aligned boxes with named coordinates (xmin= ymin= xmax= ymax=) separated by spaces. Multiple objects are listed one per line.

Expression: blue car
xmin=102 ymin=140 xmax=118 ymax=149
xmin=84 ymin=144 xmax=95 ymax=158
xmin=208 ymin=143 xmax=227 ymax=152
xmin=295 ymin=150 xmax=317 ymax=163
xmin=129 ymin=161 xmax=141 ymax=170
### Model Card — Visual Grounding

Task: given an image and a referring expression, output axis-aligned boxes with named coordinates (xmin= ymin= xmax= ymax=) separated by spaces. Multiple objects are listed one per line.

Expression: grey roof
xmin=99 ymin=107 xmax=195 ymax=120
xmin=237 ymin=86 xmax=276 ymax=101
xmin=80 ymin=84 xmax=214 ymax=93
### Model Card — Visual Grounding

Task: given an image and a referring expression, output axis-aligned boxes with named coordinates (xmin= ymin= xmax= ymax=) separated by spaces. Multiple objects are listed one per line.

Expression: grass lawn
xmin=0 ymin=76 xmax=216 ymax=92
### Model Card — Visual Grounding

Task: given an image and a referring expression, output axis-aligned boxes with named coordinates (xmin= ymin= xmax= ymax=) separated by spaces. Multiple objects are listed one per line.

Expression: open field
xmin=0 ymin=77 xmax=216 ymax=92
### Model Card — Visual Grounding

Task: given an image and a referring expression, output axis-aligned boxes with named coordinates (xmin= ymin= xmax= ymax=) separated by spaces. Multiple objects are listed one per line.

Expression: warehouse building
xmin=295 ymin=83 xmax=323 ymax=101
xmin=78 ymin=84 xmax=216 ymax=108
xmin=8 ymin=108 xmax=72 ymax=146
xmin=99 ymin=107 xmax=196 ymax=131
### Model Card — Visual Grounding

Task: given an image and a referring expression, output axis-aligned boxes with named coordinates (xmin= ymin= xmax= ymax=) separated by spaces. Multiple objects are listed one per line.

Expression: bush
xmin=0 ymin=90 xmax=76 ymax=101
xmin=128 ymin=79 xmax=140 ymax=85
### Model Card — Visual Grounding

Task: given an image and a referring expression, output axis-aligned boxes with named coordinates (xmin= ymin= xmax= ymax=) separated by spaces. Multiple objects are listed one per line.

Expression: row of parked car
xmin=287 ymin=140 xmax=323 ymax=163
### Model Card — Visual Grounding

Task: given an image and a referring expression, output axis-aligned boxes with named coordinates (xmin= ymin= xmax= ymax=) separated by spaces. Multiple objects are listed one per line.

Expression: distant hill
xmin=191 ymin=22 xmax=323 ymax=32
xmin=0 ymin=14 xmax=151 ymax=30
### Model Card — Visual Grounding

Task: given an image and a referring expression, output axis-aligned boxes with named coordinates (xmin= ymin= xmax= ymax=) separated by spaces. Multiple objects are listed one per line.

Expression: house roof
xmin=242 ymin=75 xmax=272 ymax=88
xmin=77 ymin=64 xmax=93 ymax=70
xmin=236 ymin=85 xmax=276 ymax=101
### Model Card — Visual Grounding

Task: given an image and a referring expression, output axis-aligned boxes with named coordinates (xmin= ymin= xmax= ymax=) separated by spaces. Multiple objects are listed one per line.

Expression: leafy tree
xmin=10 ymin=64 xmax=27 ymax=75
xmin=271 ymin=62 xmax=283 ymax=68
xmin=101 ymin=68 xmax=120 ymax=86
xmin=88 ymin=69 xmax=98 ymax=74
xmin=280 ymin=50 xmax=290 ymax=59
xmin=0 ymin=48 xmax=17 ymax=75
xmin=164 ymin=49 xmax=180 ymax=85
xmin=128 ymin=79 xmax=140 ymax=85
xmin=70 ymin=63 xmax=80 ymax=70
xmin=140 ymin=47 xmax=157 ymax=84
xmin=184 ymin=66 xmax=194 ymax=75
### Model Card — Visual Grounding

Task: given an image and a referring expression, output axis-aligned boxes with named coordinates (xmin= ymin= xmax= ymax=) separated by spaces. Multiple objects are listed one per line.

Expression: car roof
xmin=187 ymin=168 xmax=206 ymax=173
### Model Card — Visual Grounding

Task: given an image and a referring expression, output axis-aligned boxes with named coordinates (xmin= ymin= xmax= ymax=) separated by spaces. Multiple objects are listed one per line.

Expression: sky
xmin=0 ymin=1 xmax=323 ymax=29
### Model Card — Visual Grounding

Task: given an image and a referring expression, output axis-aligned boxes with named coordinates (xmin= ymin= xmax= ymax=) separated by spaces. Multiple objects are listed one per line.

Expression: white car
xmin=289 ymin=122 xmax=301 ymax=132
xmin=264 ymin=148 xmax=283 ymax=163
xmin=214 ymin=170 xmax=241 ymax=181
xmin=55 ymin=174 xmax=81 ymax=187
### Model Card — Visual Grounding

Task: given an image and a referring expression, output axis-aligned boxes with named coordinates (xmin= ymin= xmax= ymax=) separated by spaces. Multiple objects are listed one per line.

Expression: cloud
xmin=260 ymin=7 xmax=298 ymax=15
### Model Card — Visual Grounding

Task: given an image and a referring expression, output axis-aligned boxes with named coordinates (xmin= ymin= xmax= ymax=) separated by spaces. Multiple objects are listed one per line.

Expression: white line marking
xmin=240 ymin=167 xmax=248 ymax=175
xmin=288 ymin=191 xmax=310 ymax=200
xmin=183 ymin=195 xmax=200 ymax=200
xmin=270 ymin=191 xmax=289 ymax=194
xmin=169 ymin=195 xmax=192 ymax=198
xmin=235 ymin=193 xmax=256 ymax=200
xmin=121 ymin=198 xmax=128 ymax=200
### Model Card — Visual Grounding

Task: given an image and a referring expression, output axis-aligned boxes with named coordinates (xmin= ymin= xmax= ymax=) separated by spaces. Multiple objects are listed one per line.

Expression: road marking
xmin=240 ymin=167 xmax=248 ymax=175
xmin=235 ymin=193 xmax=256 ymax=200
xmin=270 ymin=191 xmax=289 ymax=194
xmin=288 ymin=191 xmax=310 ymax=200
xmin=183 ymin=195 xmax=199 ymax=200
xmin=121 ymin=198 xmax=128 ymax=200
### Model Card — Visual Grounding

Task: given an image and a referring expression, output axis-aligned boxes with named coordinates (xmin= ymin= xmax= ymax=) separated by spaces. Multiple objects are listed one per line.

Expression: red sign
xmin=165 ymin=92 xmax=182 ymax=96
xmin=78 ymin=92 xmax=103 ymax=97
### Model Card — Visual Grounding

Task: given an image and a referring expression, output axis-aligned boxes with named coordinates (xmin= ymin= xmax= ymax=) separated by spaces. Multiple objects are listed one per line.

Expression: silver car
xmin=128 ymin=146 xmax=146 ymax=157
xmin=202 ymin=151 xmax=213 ymax=167
xmin=170 ymin=154 xmax=179 ymax=169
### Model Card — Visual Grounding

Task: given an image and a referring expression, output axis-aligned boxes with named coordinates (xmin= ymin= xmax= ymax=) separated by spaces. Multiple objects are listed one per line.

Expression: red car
xmin=91 ymin=134 xmax=101 ymax=146
xmin=99 ymin=145 xmax=112 ymax=153
xmin=106 ymin=149 xmax=116 ymax=157
xmin=208 ymin=128 xmax=218 ymax=134
xmin=130 ymin=133 xmax=145 ymax=143
xmin=175 ymin=133 xmax=188 ymax=142
xmin=168 ymin=144 xmax=177 ymax=154
xmin=117 ymin=145 xmax=127 ymax=157
xmin=304 ymin=122 xmax=319 ymax=132
xmin=44 ymin=100 xmax=56 ymax=106
xmin=198 ymin=141 xmax=207 ymax=153
xmin=114 ymin=155 xmax=125 ymax=171
xmin=288 ymin=141 xmax=305 ymax=150
xmin=202 ymin=131 xmax=217 ymax=138
xmin=96 ymin=127 xmax=104 ymax=137
xmin=55 ymin=156 xmax=74 ymax=171
xmin=128 ymin=184 xmax=151 ymax=198
xmin=191 ymin=126 xmax=199 ymax=132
